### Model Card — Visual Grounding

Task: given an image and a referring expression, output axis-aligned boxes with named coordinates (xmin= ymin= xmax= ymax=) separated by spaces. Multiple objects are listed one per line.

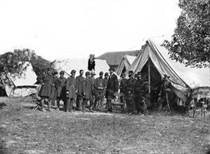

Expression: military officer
xmin=90 ymin=71 xmax=96 ymax=110
xmin=125 ymin=70 xmax=136 ymax=114
xmin=56 ymin=71 xmax=67 ymax=110
xmin=65 ymin=70 xmax=77 ymax=112
xmin=76 ymin=70 xmax=85 ymax=111
xmin=94 ymin=71 xmax=106 ymax=110
xmin=50 ymin=71 xmax=59 ymax=108
xmin=39 ymin=69 xmax=53 ymax=111
xmin=134 ymin=72 xmax=146 ymax=114
xmin=83 ymin=71 xmax=94 ymax=112
xmin=119 ymin=72 xmax=126 ymax=108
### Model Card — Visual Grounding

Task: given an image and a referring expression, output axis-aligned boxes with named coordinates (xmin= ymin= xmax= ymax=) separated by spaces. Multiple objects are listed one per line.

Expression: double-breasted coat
xmin=39 ymin=73 xmax=52 ymax=98
xmin=76 ymin=76 xmax=85 ymax=97
xmin=83 ymin=77 xmax=93 ymax=100
xmin=106 ymin=73 xmax=119 ymax=99
xmin=56 ymin=77 xmax=67 ymax=99
xmin=66 ymin=76 xmax=77 ymax=99
xmin=94 ymin=77 xmax=105 ymax=99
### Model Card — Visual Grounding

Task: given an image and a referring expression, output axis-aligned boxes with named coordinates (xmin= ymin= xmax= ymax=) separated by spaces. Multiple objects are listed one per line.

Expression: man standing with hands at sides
xmin=56 ymin=71 xmax=66 ymax=110
xmin=83 ymin=71 xmax=93 ymax=112
xmin=106 ymin=68 xmax=119 ymax=112
xmin=90 ymin=71 xmax=96 ymax=110
xmin=76 ymin=70 xmax=85 ymax=111
xmin=119 ymin=72 xmax=127 ymax=111
xmin=65 ymin=70 xmax=76 ymax=112
xmin=39 ymin=69 xmax=53 ymax=111
xmin=134 ymin=72 xmax=145 ymax=114
xmin=125 ymin=71 xmax=136 ymax=114
xmin=94 ymin=71 xmax=105 ymax=110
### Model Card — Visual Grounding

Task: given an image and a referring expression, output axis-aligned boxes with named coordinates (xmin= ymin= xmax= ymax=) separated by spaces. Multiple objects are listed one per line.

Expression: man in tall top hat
xmin=88 ymin=54 xmax=95 ymax=71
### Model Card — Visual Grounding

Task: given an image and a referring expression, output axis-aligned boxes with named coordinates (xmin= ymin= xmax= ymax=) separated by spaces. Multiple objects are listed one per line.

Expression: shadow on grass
xmin=0 ymin=102 xmax=6 ymax=110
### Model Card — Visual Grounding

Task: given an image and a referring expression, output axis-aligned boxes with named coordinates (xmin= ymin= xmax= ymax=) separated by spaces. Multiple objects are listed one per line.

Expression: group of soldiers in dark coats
xmin=38 ymin=67 xmax=151 ymax=114
xmin=38 ymin=68 xmax=110 ymax=112
xmin=119 ymin=71 xmax=149 ymax=114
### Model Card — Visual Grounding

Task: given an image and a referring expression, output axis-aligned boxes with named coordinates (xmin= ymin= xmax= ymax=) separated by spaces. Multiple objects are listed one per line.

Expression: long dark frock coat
xmin=39 ymin=74 xmax=52 ymax=98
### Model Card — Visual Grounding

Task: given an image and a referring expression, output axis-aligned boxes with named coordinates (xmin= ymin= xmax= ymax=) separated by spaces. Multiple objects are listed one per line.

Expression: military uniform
xmin=158 ymin=75 xmax=172 ymax=111
xmin=120 ymin=78 xmax=127 ymax=104
xmin=83 ymin=77 xmax=94 ymax=111
xmin=39 ymin=73 xmax=52 ymax=99
xmin=103 ymin=77 xmax=109 ymax=98
xmin=50 ymin=75 xmax=58 ymax=106
xmin=94 ymin=77 xmax=105 ymax=110
xmin=65 ymin=76 xmax=76 ymax=112
xmin=56 ymin=76 xmax=67 ymax=109
xmin=125 ymin=77 xmax=136 ymax=113
xmin=76 ymin=75 xmax=85 ymax=110
xmin=106 ymin=73 xmax=119 ymax=112
xmin=39 ymin=72 xmax=53 ymax=111
xmin=134 ymin=78 xmax=145 ymax=114
xmin=90 ymin=76 xmax=96 ymax=110
xmin=57 ymin=77 xmax=67 ymax=99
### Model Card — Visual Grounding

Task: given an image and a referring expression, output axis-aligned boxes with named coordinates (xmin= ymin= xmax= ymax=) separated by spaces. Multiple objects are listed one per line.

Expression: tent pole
xmin=148 ymin=60 xmax=151 ymax=94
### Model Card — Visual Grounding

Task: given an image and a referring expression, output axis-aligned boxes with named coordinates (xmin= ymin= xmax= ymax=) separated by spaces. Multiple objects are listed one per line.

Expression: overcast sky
xmin=0 ymin=0 xmax=180 ymax=61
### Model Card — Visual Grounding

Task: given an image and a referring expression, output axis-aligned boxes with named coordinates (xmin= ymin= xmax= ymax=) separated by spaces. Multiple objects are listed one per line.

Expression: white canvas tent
xmin=54 ymin=58 xmax=110 ymax=77
xmin=5 ymin=62 xmax=37 ymax=97
xmin=130 ymin=39 xmax=210 ymax=101
xmin=116 ymin=55 xmax=136 ymax=76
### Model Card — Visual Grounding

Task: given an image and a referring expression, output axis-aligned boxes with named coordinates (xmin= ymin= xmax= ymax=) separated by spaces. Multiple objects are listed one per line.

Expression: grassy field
xmin=0 ymin=97 xmax=210 ymax=154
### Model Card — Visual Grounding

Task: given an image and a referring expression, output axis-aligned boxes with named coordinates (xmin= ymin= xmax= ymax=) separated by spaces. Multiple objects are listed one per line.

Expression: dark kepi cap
xmin=60 ymin=71 xmax=65 ymax=75
xmin=85 ymin=71 xmax=90 ymax=76
xmin=99 ymin=71 xmax=103 ymax=75
xmin=71 ymin=69 xmax=76 ymax=74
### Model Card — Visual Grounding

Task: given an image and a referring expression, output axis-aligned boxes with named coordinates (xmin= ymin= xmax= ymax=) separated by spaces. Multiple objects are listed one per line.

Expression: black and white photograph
xmin=0 ymin=0 xmax=210 ymax=153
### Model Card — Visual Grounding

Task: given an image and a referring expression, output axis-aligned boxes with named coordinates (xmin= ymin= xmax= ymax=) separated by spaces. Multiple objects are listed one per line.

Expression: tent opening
xmin=140 ymin=58 xmax=184 ymax=112
xmin=121 ymin=67 xmax=126 ymax=76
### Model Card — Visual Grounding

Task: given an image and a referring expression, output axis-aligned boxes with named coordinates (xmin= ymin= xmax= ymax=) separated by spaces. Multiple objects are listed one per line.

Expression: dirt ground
xmin=0 ymin=97 xmax=210 ymax=154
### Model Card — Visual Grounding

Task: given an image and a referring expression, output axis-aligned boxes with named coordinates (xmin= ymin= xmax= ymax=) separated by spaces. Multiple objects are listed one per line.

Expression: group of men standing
xmin=38 ymin=68 xmax=111 ymax=112
xmin=38 ymin=67 xmax=149 ymax=114
xmin=120 ymin=71 xmax=149 ymax=114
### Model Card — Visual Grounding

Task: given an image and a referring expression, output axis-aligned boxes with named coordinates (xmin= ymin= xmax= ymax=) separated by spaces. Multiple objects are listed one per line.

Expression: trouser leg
xmin=41 ymin=99 xmax=45 ymax=110
xmin=107 ymin=97 xmax=112 ymax=112
xmin=82 ymin=99 xmax=86 ymax=112
xmin=78 ymin=97 xmax=83 ymax=111
xmin=69 ymin=98 xmax=73 ymax=112
xmin=166 ymin=93 xmax=170 ymax=112
xmin=64 ymin=98 xmax=69 ymax=112
xmin=131 ymin=97 xmax=135 ymax=113
xmin=56 ymin=99 xmax=60 ymax=109
xmin=47 ymin=99 xmax=51 ymax=111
